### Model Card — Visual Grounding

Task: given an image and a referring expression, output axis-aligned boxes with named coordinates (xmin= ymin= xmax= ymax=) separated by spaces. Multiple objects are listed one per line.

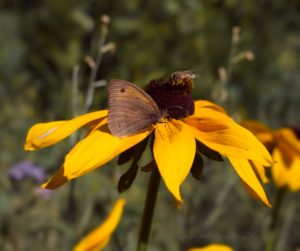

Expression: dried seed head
xmin=100 ymin=14 xmax=111 ymax=25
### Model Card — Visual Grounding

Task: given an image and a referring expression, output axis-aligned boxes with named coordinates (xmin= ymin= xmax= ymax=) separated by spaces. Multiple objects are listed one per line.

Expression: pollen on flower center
xmin=145 ymin=71 xmax=195 ymax=119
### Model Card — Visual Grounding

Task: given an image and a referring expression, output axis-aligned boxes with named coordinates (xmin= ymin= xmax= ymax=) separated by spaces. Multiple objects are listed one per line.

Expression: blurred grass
xmin=0 ymin=0 xmax=300 ymax=250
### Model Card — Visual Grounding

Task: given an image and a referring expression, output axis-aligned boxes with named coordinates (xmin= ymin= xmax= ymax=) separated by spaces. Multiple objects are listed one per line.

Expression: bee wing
xmin=108 ymin=79 xmax=162 ymax=138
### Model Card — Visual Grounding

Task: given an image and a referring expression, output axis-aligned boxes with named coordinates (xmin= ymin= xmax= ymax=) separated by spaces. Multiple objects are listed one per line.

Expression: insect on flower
xmin=168 ymin=70 xmax=197 ymax=90
xmin=107 ymin=80 xmax=163 ymax=138
xmin=25 ymin=70 xmax=273 ymax=206
xmin=107 ymin=71 xmax=197 ymax=138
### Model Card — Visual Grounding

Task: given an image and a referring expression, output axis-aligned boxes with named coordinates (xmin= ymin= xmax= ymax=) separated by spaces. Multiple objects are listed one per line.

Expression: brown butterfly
xmin=108 ymin=79 xmax=163 ymax=138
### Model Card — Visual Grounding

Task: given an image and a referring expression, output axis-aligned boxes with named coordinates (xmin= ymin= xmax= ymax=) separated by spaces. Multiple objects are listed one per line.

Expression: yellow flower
xmin=73 ymin=199 xmax=125 ymax=251
xmin=25 ymin=100 xmax=272 ymax=205
xmin=188 ymin=244 xmax=233 ymax=251
xmin=241 ymin=121 xmax=300 ymax=191
xmin=25 ymin=73 xmax=273 ymax=206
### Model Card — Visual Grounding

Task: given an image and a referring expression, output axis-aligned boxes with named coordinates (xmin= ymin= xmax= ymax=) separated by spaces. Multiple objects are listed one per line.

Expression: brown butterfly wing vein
xmin=108 ymin=80 xmax=162 ymax=137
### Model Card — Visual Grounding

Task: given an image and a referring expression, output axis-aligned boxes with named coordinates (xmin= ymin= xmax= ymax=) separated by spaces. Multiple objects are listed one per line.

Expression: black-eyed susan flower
xmin=188 ymin=244 xmax=233 ymax=251
xmin=25 ymin=72 xmax=272 ymax=206
xmin=73 ymin=199 xmax=125 ymax=251
xmin=241 ymin=121 xmax=300 ymax=191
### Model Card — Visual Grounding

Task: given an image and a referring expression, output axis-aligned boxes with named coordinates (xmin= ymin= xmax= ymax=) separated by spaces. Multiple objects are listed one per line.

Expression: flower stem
xmin=137 ymin=165 xmax=161 ymax=251
xmin=265 ymin=187 xmax=286 ymax=251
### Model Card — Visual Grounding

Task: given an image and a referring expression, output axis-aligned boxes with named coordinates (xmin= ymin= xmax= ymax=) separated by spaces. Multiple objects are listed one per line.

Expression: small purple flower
xmin=34 ymin=187 xmax=53 ymax=199
xmin=8 ymin=161 xmax=45 ymax=183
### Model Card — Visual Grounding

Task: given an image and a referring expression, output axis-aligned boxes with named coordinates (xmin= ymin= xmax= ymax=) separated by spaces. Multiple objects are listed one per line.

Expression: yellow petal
xmin=153 ymin=120 xmax=196 ymax=203
xmin=41 ymin=166 xmax=68 ymax=189
xmin=85 ymin=117 xmax=108 ymax=136
xmin=288 ymin=157 xmax=300 ymax=191
xmin=194 ymin=100 xmax=226 ymax=114
xmin=272 ymin=148 xmax=289 ymax=188
xmin=25 ymin=110 xmax=108 ymax=151
xmin=249 ymin=160 xmax=269 ymax=183
xmin=63 ymin=125 xmax=151 ymax=180
xmin=228 ymin=157 xmax=271 ymax=207
xmin=185 ymin=110 xmax=273 ymax=166
xmin=275 ymin=128 xmax=300 ymax=159
xmin=240 ymin=120 xmax=274 ymax=146
xmin=272 ymin=147 xmax=300 ymax=191
xmin=73 ymin=199 xmax=126 ymax=251
xmin=188 ymin=244 xmax=233 ymax=251
xmin=240 ymin=120 xmax=272 ymax=132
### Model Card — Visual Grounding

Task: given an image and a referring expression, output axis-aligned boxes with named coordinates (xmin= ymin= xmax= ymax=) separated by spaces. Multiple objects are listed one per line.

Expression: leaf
xmin=197 ymin=141 xmax=223 ymax=161
xmin=190 ymin=152 xmax=204 ymax=180
xmin=117 ymin=163 xmax=139 ymax=193
xmin=141 ymin=160 xmax=155 ymax=172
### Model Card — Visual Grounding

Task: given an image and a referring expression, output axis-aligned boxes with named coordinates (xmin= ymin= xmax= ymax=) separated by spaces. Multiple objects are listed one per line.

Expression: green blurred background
xmin=0 ymin=0 xmax=300 ymax=250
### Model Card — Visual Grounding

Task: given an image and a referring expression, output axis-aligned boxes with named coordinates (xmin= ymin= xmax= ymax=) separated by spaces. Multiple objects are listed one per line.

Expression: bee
xmin=169 ymin=71 xmax=197 ymax=91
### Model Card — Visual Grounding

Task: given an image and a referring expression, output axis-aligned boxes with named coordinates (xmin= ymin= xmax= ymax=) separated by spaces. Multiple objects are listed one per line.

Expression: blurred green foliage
xmin=0 ymin=0 xmax=300 ymax=250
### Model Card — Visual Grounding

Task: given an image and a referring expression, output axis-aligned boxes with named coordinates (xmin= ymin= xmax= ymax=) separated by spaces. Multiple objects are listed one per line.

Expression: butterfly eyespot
xmin=120 ymin=88 xmax=126 ymax=93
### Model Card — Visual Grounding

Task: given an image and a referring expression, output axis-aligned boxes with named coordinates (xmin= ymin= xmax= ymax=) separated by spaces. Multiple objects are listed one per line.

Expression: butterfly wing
xmin=108 ymin=79 xmax=162 ymax=138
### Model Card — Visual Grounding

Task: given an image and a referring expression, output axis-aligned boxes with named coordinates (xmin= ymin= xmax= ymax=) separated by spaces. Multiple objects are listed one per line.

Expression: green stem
xmin=67 ymin=180 xmax=77 ymax=221
xmin=265 ymin=187 xmax=286 ymax=251
xmin=137 ymin=166 xmax=161 ymax=251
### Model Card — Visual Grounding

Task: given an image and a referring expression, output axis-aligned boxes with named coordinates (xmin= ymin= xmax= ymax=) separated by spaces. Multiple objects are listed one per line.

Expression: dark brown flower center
xmin=145 ymin=71 xmax=195 ymax=119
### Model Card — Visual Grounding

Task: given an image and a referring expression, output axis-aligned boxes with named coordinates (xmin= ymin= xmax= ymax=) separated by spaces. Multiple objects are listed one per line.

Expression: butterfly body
xmin=108 ymin=79 xmax=163 ymax=138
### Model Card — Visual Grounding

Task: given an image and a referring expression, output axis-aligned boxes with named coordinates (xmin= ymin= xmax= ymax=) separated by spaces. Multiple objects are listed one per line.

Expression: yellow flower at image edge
xmin=73 ymin=199 xmax=125 ymax=251
xmin=25 ymin=99 xmax=272 ymax=206
xmin=188 ymin=244 xmax=233 ymax=251
xmin=241 ymin=121 xmax=300 ymax=191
